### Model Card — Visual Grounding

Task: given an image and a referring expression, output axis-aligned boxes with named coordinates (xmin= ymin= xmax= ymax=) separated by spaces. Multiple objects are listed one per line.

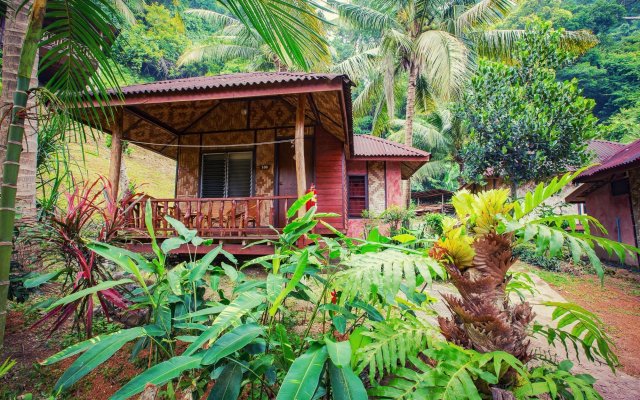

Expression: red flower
xmin=330 ymin=290 xmax=338 ymax=304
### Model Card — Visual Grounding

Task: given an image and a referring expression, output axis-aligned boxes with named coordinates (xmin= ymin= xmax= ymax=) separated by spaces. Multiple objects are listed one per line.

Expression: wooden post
xmin=109 ymin=110 xmax=124 ymax=200
xmin=295 ymin=94 xmax=307 ymax=218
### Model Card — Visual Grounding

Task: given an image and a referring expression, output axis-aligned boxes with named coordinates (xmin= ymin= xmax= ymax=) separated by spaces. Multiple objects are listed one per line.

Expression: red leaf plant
xmin=29 ymin=177 xmax=143 ymax=337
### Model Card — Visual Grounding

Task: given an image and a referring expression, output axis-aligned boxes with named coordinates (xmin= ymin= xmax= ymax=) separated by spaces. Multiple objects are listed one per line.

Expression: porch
xmin=94 ymin=73 xmax=354 ymax=254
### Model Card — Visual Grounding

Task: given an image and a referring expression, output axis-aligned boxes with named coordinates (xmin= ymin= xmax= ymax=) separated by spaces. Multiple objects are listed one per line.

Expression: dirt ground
xmin=533 ymin=266 xmax=640 ymax=377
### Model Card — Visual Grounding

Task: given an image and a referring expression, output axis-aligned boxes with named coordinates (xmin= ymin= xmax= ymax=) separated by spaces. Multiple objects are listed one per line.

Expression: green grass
xmin=66 ymin=138 xmax=175 ymax=198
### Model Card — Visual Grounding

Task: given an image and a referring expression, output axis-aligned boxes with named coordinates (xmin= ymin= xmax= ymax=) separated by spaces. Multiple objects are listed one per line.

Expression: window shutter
xmin=201 ymin=154 xmax=226 ymax=198
xmin=348 ymin=175 xmax=367 ymax=217
xmin=227 ymin=152 xmax=253 ymax=197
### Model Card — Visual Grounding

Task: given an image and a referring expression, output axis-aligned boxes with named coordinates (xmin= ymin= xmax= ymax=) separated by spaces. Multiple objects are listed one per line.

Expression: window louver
xmin=201 ymin=152 xmax=253 ymax=198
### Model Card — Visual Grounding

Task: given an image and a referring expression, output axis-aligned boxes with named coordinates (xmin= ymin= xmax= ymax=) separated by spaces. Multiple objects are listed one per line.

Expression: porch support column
xmin=109 ymin=110 xmax=124 ymax=199
xmin=295 ymin=94 xmax=307 ymax=218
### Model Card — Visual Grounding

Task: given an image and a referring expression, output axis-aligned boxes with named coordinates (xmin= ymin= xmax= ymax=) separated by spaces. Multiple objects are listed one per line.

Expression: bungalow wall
xmin=583 ymin=176 xmax=639 ymax=266
xmin=345 ymin=159 xmax=405 ymax=238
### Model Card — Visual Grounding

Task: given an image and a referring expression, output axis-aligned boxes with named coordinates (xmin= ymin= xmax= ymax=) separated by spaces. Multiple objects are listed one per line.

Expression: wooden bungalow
xmin=92 ymin=72 xmax=430 ymax=254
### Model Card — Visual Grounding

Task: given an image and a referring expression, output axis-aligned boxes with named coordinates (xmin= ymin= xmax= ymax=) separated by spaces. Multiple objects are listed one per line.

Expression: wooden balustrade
xmin=122 ymin=196 xmax=298 ymax=238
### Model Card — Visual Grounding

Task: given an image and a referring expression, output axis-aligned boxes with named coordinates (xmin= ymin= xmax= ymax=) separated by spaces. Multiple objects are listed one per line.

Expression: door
xmin=276 ymin=139 xmax=314 ymax=226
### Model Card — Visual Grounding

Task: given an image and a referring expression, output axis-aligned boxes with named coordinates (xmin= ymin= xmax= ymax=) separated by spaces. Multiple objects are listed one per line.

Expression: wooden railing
xmin=122 ymin=196 xmax=298 ymax=238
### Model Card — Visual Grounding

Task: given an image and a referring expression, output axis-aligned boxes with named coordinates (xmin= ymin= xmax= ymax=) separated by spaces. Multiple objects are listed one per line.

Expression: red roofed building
xmin=90 ymin=73 xmax=430 ymax=254
xmin=566 ymin=139 xmax=640 ymax=266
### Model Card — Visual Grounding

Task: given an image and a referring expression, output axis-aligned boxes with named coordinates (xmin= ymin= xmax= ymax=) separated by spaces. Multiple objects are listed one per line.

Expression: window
xmin=201 ymin=152 xmax=253 ymax=198
xmin=611 ymin=179 xmax=630 ymax=196
xmin=348 ymin=175 xmax=367 ymax=218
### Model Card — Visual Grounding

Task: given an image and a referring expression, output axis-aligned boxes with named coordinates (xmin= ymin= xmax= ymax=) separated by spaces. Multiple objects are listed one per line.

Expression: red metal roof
xmin=114 ymin=72 xmax=352 ymax=95
xmin=587 ymin=140 xmax=626 ymax=163
xmin=578 ymin=138 xmax=640 ymax=180
xmin=352 ymin=134 xmax=430 ymax=159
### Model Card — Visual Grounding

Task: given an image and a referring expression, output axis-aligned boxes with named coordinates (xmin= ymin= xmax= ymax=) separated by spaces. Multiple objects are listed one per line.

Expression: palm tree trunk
xmin=1 ymin=0 xmax=39 ymax=220
xmin=0 ymin=0 xmax=47 ymax=349
xmin=403 ymin=62 xmax=419 ymax=205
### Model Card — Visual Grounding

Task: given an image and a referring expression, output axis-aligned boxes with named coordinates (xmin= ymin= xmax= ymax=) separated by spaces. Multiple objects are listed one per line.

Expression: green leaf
xmin=185 ymin=292 xmax=265 ymax=355
xmin=165 ymin=215 xmax=198 ymax=241
xmin=161 ymin=237 xmax=187 ymax=254
xmin=286 ymin=192 xmax=314 ymax=219
xmin=202 ymin=323 xmax=263 ymax=365
xmin=208 ymin=362 xmax=243 ymax=400
xmin=329 ymin=361 xmax=368 ymax=400
xmin=269 ymin=250 xmax=308 ymax=316
xmin=112 ymin=356 xmax=203 ymax=400
xmin=277 ymin=344 xmax=328 ymax=400
xmin=53 ymin=327 xmax=147 ymax=391
xmin=48 ymin=279 xmax=132 ymax=310
xmin=24 ymin=270 xmax=64 ymax=288
xmin=42 ymin=327 xmax=147 ymax=366
xmin=326 ymin=338 xmax=351 ymax=368
xmin=276 ymin=323 xmax=295 ymax=369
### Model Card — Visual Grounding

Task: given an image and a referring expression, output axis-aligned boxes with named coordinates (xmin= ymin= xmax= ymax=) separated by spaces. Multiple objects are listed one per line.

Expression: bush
xmin=513 ymin=243 xmax=563 ymax=271
xmin=422 ymin=213 xmax=444 ymax=237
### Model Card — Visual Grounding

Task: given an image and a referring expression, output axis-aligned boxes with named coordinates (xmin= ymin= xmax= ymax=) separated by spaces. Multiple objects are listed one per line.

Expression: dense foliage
xmin=38 ymin=174 xmax=640 ymax=398
xmin=458 ymin=23 xmax=597 ymax=190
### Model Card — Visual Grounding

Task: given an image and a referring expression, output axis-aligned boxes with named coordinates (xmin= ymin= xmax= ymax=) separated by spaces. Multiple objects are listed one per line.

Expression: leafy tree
xmin=459 ymin=23 xmax=598 ymax=193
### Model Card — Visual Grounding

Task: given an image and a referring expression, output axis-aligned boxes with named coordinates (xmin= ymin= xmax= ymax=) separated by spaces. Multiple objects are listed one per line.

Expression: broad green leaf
xmin=161 ymin=237 xmax=188 ymax=254
xmin=48 ymin=279 xmax=132 ymax=310
xmin=42 ymin=327 xmax=146 ymax=366
xmin=392 ymin=234 xmax=416 ymax=244
xmin=208 ymin=362 xmax=243 ymax=400
xmin=185 ymin=292 xmax=265 ymax=355
xmin=53 ymin=327 xmax=146 ymax=391
xmin=112 ymin=356 xmax=203 ymax=399
xmin=202 ymin=323 xmax=263 ymax=365
xmin=328 ymin=361 xmax=368 ymax=400
xmin=326 ymin=338 xmax=351 ymax=368
xmin=276 ymin=323 xmax=295 ymax=369
xmin=269 ymin=250 xmax=308 ymax=316
xmin=277 ymin=344 xmax=328 ymax=400
xmin=165 ymin=215 xmax=197 ymax=241
xmin=286 ymin=192 xmax=314 ymax=219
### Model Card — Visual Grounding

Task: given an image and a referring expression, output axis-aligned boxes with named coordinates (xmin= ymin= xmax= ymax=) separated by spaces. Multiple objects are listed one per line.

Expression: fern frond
xmin=355 ymin=316 xmax=436 ymax=382
xmin=515 ymin=361 xmax=602 ymax=399
xmin=533 ymin=302 xmax=618 ymax=372
xmin=334 ymin=250 xmax=443 ymax=305
xmin=370 ymin=343 xmax=526 ymax=399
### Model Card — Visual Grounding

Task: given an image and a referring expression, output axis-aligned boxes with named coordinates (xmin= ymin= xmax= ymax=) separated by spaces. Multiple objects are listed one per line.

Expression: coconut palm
xmin=0 ymin=0 xmax=329 ymax=348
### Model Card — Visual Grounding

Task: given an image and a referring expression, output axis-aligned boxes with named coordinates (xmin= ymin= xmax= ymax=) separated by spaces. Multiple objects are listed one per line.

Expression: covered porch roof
xmin=90 ymin=72 xmax=354 ymax=159
xmin=352 ymin=134 xmax=430 ymax=179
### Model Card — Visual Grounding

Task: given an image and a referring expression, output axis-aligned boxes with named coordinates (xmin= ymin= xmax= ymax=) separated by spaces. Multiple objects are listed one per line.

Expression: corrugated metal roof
xmin=587 ymin=140 xmax=626 ymax=163
xmin=579 ymin=138 xmax=640 ymax=180
xmin=352 ymin=134 xmax=430 ymax=159
xmin=113 ymin=72 xmax=352 ymax=95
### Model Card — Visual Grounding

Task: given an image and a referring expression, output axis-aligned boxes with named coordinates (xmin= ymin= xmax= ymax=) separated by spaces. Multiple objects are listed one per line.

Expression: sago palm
xmin=0 ymin=0 xmax=330 ymax=348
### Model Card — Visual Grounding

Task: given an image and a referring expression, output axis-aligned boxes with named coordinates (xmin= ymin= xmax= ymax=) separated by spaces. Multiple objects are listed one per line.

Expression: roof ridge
xmin=122 ymin=72 xmax=327 ymax=88
xmin=591 ymin=139 xmax=626 ymax=146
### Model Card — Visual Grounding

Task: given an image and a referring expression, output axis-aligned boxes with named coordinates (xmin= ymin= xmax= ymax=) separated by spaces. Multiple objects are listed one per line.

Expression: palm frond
xmin=331 ymin=47 xmax=379 ymax=82
xmin=218 ymin=0 xmax=330 ymax=70
xmin=389 ymin=119 xmax=451 ymax=152
xmin=184 ymin=8 xmax=238 ymax=26
xmin=470 ymin=29 xmax=598 ymax=61
xmin=178 ymin=43 xmax=261 ymax=66
xmin=41 ymin=0 xmax=124 ymax=130
xmin=330 ymin=0 xmax=398 ymax=32
xmin=113 ymin=0 xmax=137 ymax=26
xmin=455 ymin=0 xmax=520 ymax=34
xmin=416 ymin=30 xmax=469 ymax=101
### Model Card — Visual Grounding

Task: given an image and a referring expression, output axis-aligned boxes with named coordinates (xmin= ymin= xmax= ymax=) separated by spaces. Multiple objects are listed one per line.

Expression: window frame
xmin=200 ymin=151 xmax=254 ymax=198
xmin=347 ymin=174 xmax=368 ymax=218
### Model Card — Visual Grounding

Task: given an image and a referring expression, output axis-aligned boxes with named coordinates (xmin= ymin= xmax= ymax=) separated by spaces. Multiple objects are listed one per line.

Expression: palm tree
xmin=331 ymin=0 xmax=527 ymax=147
xmin=0 ymin=0 xmax=330 ymax=348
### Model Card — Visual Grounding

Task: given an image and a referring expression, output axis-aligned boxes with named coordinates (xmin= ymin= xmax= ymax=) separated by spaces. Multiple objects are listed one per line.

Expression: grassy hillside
xmin=67 ymin=139 xmax=176 ymax=198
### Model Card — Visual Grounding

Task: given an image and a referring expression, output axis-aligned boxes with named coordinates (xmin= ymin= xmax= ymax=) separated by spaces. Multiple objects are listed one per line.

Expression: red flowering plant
xmin=25 ymin=177 xmax=143 ymax=337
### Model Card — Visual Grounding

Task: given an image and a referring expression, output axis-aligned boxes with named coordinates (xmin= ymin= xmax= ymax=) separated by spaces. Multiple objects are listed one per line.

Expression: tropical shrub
xmin=43 ymin=173 xmax=638 ymax=398
xmin=23 ymin=177 xmax=143 ymax=337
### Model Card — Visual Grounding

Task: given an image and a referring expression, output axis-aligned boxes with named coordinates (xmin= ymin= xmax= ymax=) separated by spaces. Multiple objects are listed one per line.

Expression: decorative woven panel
xmin=176 ymin=134 xmax=200 ymax=197
xmin=368 ymin=161 xmax=386 ymax=214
